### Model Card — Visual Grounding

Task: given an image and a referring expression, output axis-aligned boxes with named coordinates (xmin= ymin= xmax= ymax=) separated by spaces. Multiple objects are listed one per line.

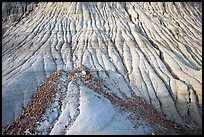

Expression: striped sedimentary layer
xmin=2 ymin=2 xmax=202 ymax=129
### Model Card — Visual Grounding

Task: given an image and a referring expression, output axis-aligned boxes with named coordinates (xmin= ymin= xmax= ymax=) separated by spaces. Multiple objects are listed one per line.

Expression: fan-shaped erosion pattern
xmin=2 ymin=2 xmax=202 ymax=135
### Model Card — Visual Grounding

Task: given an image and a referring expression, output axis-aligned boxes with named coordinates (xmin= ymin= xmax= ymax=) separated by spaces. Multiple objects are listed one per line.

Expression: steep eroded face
xmin=2 ymin=2 xmax=202 ymax=134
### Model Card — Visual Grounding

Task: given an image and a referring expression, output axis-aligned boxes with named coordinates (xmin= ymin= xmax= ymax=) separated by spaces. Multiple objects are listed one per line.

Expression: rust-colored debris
xmin=68 ymin=66 xmax=201 ymax=135
xmin=3 ymin=66 xmax=201 ymax=135
xmin=2 ymin=69 xmax=62 ymax=135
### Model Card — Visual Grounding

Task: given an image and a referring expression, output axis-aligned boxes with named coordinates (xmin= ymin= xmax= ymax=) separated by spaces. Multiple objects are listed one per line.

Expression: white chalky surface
xmin=2 ymin=2 xmax=202 ymax=134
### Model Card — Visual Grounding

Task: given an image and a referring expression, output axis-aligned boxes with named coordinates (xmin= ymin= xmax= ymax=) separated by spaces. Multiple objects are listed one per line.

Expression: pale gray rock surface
xmin=2 ymin=2 xmax=38 ymax=34
xmin=2 ymin=2 xmax=202 ymax=134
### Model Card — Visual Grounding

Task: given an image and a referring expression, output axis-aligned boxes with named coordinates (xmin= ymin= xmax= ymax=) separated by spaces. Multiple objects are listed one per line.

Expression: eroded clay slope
xmin=2 ymin=2 xmax=202 ymax=134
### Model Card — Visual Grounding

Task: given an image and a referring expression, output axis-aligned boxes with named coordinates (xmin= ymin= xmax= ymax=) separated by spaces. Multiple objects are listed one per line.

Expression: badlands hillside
xmin=2 ymin=2 xmax=202 ymax=135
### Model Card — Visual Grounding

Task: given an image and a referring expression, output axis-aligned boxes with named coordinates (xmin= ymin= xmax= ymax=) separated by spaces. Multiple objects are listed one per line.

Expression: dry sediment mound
xmin=2 ymin=2 xmax=202 ymax=134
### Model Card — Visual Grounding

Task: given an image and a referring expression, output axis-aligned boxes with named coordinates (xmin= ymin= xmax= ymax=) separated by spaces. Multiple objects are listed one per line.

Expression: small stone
xmin=82 ymin=70 xmax=86 ymax=75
